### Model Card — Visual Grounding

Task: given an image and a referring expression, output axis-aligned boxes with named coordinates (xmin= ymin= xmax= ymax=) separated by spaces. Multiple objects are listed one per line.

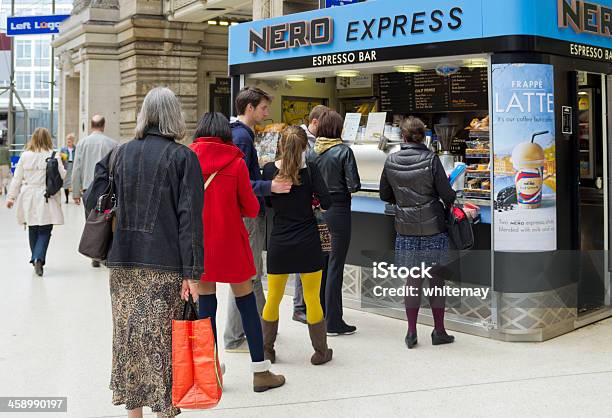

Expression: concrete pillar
xmin=79 ymin=59 xmax=121 ymax=141
xmin=58 ymin=74 xmax=79 ymax=146
xmin=55 ymin=1 xmax=230 ymax=143
xmin=253 ymin=0 xmax=284 ymax=20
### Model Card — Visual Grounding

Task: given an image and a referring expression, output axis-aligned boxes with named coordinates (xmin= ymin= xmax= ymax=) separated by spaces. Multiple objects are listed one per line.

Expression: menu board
xmin=378 ymin=68 xmax=488 ymax=113
xmin=379 ymin=73 xmax=413 ymax=114
xmin=449 ymin=69 xmax=489 ymax=110
xmin=413 ymin=71 xmax=449 ymax=111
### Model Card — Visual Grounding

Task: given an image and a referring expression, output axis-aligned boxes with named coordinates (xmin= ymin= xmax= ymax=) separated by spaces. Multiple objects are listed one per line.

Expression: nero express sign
xmin=7 ymin=15 xmax=70 ymax=36
xmin=557 ymin=0 xmax=612 ymax=38
xmin=248 ymin=7 xmax=463 ymax=53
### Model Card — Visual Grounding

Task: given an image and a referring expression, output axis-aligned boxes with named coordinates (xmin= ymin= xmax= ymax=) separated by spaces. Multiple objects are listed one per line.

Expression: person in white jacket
xmin=6 ymin=128 xmax=66 ymax=276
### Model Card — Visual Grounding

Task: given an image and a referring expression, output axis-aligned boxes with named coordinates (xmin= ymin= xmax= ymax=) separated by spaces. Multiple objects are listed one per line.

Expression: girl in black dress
xmin=261 ymin=126 xmax=334 ymax=366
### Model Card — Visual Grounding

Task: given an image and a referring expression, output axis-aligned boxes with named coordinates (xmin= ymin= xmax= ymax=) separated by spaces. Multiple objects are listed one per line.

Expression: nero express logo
xmin=248 ymin=7 xmax=463 ymax=54
xmin=558 ymin=0 xmax=612 ymax=37
xmin=249 ymin=17 xmax=334 ymax=53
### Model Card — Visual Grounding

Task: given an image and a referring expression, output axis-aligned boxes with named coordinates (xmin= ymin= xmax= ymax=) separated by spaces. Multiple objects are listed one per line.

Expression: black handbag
xmin=78 ymin=148 xmax=119 ymax=261
xmin=447 ymin=205 xmax=474 ymax=250
xmin=306 ymin=163 xmax=332 ymax=253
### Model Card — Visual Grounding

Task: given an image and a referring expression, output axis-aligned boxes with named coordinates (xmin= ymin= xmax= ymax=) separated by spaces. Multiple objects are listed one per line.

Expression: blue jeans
xmin=29 ymin=225 xmax=53 ymax=265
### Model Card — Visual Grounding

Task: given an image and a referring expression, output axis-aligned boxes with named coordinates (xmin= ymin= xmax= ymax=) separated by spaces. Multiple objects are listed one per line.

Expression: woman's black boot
xmin=405 ymin=332 xmax=418 ymax=349
xmin=431 ymin=329 xmax=455 ymax=345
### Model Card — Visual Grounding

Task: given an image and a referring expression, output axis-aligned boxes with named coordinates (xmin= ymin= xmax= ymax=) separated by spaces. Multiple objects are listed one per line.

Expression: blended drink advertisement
xmin=492 ymin=63 xmax=557 ymax=251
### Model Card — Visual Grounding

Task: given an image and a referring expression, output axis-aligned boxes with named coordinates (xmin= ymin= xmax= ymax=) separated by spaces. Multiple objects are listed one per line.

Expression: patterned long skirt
xmin=109 ymin=268 xmax=184 ymax=417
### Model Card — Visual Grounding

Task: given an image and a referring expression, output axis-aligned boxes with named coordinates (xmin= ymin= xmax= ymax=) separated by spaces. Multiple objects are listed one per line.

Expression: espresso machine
xmin=434 ymin=123 xmax=460 ymax=174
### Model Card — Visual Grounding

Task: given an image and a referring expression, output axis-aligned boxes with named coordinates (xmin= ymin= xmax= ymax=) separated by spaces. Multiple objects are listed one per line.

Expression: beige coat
xmin=7 ymin=150 xmax=66 ymax=226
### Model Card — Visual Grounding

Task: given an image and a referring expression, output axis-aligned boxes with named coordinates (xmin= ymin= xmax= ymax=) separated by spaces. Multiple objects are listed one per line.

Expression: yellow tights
xmin=262 ymin=271 xmax=324 ymax=324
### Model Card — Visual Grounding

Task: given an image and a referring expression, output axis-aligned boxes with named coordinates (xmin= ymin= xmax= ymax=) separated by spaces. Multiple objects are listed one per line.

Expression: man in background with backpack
xmin=71 ymin=115 xmax=118 ymax=267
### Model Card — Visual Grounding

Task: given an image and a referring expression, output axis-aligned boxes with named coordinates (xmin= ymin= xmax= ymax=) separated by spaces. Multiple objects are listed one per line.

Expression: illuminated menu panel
xmin=378 ymin=68 xmax=488 ymax=113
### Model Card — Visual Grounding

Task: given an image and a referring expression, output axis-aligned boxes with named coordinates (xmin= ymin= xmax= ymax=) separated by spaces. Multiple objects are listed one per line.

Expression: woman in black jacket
xmin=87 ymin=87 xmax=203 ymax=417
xmin=262 ymin=126 xmax=333 ymax=365
xmin=379 ymin=116 xmax=456 ymax=349
xmin=308 ymin=110 xmax=361 ymax=336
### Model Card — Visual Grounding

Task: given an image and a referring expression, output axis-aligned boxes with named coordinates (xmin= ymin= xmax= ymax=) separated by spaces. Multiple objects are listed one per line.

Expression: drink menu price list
xmin=378 ymin=68 xmax=488 ymax=113
xmin=413 ymin=70 xmax=449 ymax=112
xmin=449 ymin=68 xmax=488 ymax=110
xmin=379 ymin=73 xmax=413 ymax=114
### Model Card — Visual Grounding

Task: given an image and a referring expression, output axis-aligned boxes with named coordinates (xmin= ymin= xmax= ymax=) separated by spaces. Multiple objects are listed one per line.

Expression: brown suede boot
xmin=262 ymin=319 xmax=278 ymax=363
xmin=252 ymin=360 xmax=286 ymax=393
xmin=308 ymin=320 xmax=333 ymax=365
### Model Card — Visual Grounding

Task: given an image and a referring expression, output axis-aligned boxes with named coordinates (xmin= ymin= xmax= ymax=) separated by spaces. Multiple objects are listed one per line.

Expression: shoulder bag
xmin=447 ymin=205 xmax=474 ymax=250
xmin=78 ymin=148 xmax=120 ymax=261
xmin=306 ymin=163 xmax=332 ymax=253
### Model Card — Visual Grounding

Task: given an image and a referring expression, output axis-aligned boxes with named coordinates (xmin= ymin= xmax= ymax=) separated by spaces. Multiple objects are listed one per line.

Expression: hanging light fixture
xmin=463 ymin=58 xmax=488 ymax=68
xmin=335 ymin=70 xmax=360 ymax=78
xmin=286 ymin=75 xmax=306 ymax=82
xmin=394 ymin=65 xmax=422 ymax=73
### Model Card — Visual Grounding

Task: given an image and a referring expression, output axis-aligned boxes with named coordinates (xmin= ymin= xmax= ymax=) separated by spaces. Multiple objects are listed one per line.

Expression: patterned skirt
xmin=394 ymin=232 xmax=450 ymax=267
xmin=109 ymin=268 xmax=184 ymax=417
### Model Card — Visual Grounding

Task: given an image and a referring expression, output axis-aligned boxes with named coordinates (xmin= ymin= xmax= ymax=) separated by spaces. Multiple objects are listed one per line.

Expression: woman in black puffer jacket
xmin=380 ymin=116 xmax=456 ymax=350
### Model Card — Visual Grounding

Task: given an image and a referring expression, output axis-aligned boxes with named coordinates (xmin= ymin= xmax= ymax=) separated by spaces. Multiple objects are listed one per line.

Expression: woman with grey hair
xmin=86 ymin=87 xmax=204 ymax=417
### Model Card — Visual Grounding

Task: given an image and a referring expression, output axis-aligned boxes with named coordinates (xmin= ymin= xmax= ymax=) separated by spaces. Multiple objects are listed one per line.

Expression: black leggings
xmin=323 ymin=202 xmax=352 ymax=329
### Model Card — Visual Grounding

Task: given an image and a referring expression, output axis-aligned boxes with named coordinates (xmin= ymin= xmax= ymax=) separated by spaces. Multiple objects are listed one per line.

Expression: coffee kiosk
xmin=228 ymin=0 xmax=612 ymax=341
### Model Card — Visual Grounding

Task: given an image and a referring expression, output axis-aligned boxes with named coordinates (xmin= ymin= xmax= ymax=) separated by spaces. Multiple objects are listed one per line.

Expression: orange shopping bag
xmin=172 ymin=295 xmax=222 ymax=409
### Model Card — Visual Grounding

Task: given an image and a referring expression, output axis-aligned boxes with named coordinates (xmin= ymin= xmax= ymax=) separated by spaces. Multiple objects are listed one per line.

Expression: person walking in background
xmin=293 ymin=104 xmax=330 ymax=324
xmin=300 ymin=104 xmax=328 ymax=149
xmin=262 ymin=126 xmax=333 ymax=365
xmin=0 ymin=137 xmax=11 ymax=195
xmin=225 ymin=87 xmax=292 ymax=353
xmin=308 ymin=110 xmax=361 ymax=336
xmin=60 ymin=133 xmax=76 ymax=204
xmin=379 ymin=116 xmax=456 ymax=349
xmin=189 ymin=112 xmax=285 ymax=393
xmin=5 ymin=128 xmax=66 ymax=277
xmin=71 ymin=115 xmax=118 ymax=267
xmin=86 ymin=87 xmax=203 ymax=417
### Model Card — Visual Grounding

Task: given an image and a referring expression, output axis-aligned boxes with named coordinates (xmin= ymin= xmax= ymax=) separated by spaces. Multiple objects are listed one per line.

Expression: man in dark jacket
xmin=225 ymin=86 xmax=292 ymax=352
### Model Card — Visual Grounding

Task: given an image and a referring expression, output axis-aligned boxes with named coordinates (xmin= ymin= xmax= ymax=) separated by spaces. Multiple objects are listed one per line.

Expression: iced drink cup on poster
xmin=511 ymin=132 xmax=548 ymax=209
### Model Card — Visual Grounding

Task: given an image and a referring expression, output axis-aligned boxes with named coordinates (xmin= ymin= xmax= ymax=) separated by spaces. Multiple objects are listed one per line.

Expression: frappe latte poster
xmin=492 ymin=64 xmax=557 ymax=251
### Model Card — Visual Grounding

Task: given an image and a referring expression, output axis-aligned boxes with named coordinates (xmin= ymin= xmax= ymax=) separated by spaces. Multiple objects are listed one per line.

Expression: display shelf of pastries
xmin=463 ymin=176 xmax=490 ymax=199
xmin=466 ymin=116 xmax=489 ymax=132
xmin=465 ymin=170 xmax=490 ymax=178
xmin=463 ymin=189 xmax=491 ymax=199
xmin=465 ymin=151 xmax=490 ymax=159
xmin=466 ymin=163 xmax=490 ymax=178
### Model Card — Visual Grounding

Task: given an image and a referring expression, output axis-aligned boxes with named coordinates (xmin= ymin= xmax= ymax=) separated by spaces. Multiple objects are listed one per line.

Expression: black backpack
xmin=44 ymin=151 xmax=63 ymax=202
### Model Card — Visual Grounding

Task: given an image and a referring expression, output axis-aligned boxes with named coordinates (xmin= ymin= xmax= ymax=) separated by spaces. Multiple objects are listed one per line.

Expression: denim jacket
xmin=86 ymin=127 xmax=205 ymax=279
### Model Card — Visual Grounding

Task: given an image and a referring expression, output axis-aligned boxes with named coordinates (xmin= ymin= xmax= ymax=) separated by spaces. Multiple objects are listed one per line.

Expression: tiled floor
xmin=1 ymin=198 xmax=612 ymax=417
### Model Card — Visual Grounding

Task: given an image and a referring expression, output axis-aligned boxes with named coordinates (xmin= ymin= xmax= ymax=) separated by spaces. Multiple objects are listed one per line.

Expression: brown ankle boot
xmin=252 ymin=360 xmax=285 ymax=392
xmin=262 ymin=319 xmax=278 ymax=363
xmin=308 ymin=320 xmax=333 ymax=365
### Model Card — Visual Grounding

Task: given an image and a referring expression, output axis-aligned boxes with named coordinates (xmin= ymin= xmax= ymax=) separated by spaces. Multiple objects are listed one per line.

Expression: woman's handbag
xmin=313 ymin=201 xmax=332 ymax=253
xmin=78 ymin=148 xmax=119 ymax=261
xmin=172 ymin=295 xmax=223 ymax=409
xmin=306 ymin=164 xmax=332 ymax=252
xmin=447 ymin=205 xmax=474 ymax=250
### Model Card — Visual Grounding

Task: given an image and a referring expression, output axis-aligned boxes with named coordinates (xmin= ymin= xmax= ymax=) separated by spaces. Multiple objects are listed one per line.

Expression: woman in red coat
xmin=189 ymin=112 xmax=285 ymax=393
